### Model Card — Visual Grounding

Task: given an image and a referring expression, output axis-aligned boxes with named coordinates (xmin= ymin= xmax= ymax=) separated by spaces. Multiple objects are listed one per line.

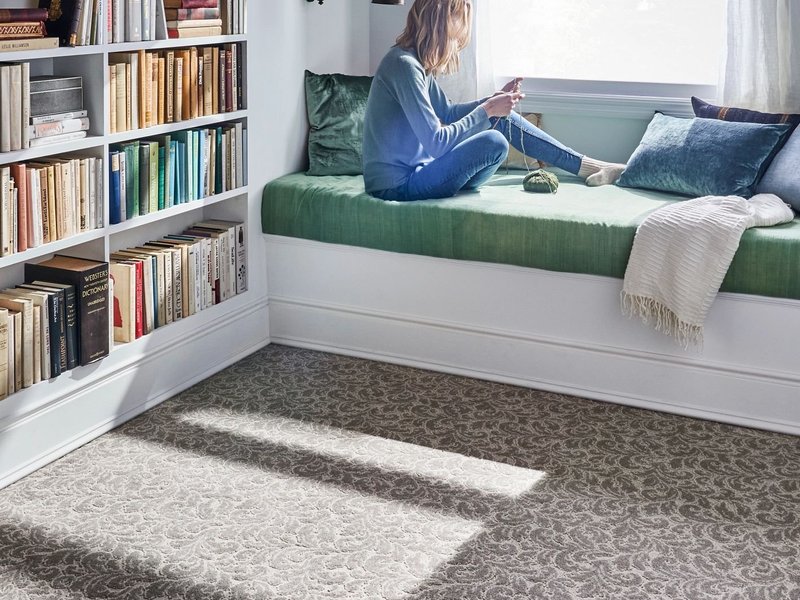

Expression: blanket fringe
xmin=621 ymin=291 xmax=704 ymax=350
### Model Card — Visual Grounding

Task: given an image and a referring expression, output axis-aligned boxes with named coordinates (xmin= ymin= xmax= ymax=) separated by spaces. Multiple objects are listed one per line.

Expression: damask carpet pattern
xmin=0 ymin=345 xmax=798 ymax=599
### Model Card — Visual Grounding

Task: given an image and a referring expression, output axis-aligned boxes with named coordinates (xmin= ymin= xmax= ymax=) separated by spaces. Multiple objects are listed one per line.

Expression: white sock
xmin=578 ymin=157 xmax=626 ymax=186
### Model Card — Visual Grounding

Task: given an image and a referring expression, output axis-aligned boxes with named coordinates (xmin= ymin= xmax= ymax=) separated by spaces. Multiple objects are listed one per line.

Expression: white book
xmin=112 ymin=0 xmax=124 ymax=43
xmin=29 ymin=117 xmax=91 ymax=139
xmin=79 ymin=0 xmax=93 ymax=45
xmin=28 ymin=168 xmax=42 ymax=248
xmin=232 ymin=0 xmax=239 ymax=35
xmin=0 ymin=66 xmax=9 ymax=153
xmin=141 ymin=0 xmax=150 ymax=42
xmin=127 ymin=0 xmax=142 ymax=42
xmin=88 ymin=157 xmax=97 ymax=230
xmin=154 ymin=0 xmax=167 ymax=40
xmin=234 ymin=122 xmax=243 ymax=189
xmin=28 ymin=131 xmax=88 ymax=148
xmin=129 ymin=53 xmax=139 ymax=130
xmin=21 ymin=62 xmax=29 ymax=150
xmin=31 ymin=110 xmax=88 ymax=125
xmin=9 ymin=64 xmax=22 ymax=152
xmin=96 ymin=157 xmax=104 ymax=228
xmin=150 ymin=0 xmax=157 ymax=41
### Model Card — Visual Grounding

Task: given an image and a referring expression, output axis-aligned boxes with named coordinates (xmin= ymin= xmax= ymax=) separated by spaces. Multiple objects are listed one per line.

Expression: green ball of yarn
xmin=523 ymin=169 xmax=559 ymax=193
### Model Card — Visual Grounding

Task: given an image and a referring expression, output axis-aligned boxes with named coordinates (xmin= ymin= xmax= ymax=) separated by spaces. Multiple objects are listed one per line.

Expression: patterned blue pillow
xmin=618 ymin=113 xmax=792 ymax=198
xmin=691 ymin=97 xmax=800 ymax=129
xmin=758 ymin=128 xmax=800 ymax=212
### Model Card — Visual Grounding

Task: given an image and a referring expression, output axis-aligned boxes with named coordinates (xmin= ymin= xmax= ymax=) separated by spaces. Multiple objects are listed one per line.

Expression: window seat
xmin=261 ymin=171 xmax=800 ymax=436
xmin=261 ymin=171 xmax=800 ymax=301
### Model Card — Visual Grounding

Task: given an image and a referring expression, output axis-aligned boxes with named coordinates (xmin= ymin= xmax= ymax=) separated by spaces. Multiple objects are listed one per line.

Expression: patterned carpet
xmin=0 ymin=345 xmax=798 ymax=599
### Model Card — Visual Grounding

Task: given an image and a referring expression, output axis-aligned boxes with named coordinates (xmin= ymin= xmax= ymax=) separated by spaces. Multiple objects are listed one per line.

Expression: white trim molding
xmin=266 ymin=235 xmax=800 ymax=437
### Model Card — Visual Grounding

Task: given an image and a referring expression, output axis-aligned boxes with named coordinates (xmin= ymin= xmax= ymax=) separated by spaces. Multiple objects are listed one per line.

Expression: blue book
xmin=215 ymin=127 xmax=223 ymax=194
xmin=190 ymin=130 xmax=197 ymax=201
xmin=168 ymin=141 xmax=177 ymax=207
xmin=157 ymin=146 xmax=166 ymax=211
xmin=109 ymin=151 xmax=122 ymax=225
xmin=177 ymin=141 xmax=186 ymax=204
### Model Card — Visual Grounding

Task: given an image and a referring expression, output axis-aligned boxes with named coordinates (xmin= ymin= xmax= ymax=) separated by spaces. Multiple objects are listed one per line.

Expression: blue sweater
xmin=363 ymin=46 xmax=491 ymax=194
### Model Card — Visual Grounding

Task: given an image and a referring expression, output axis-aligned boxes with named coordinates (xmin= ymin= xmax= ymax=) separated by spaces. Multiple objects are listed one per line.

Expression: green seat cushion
xmin=262 ymin=171 xmax=800 ymax=301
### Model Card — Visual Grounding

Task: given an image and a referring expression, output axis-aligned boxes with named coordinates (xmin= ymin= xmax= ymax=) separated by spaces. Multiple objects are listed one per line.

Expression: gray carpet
xmin=0 ymin=345 xmax=798 ymax=600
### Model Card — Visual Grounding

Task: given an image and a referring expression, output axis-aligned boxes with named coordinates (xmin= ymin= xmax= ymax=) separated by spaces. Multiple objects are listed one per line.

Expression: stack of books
xmin=0 ymin=255 xmax=110 ymax=399
xmin=165 ymin=0 xmax=222 ymax=39
xmin=108 ymin=0 xmax=165 ymax=43
xmin=110 ymin=219 xmax=246 ymax=343
xmin=29 ymin=75 xmax=90 ymax=147
xmin=0 ymin=155 xmax=105 ymax=256
xmin=108 ymin=43 xmax=243 ymax=133
xmin=0 ymin=8 xmax=56 ymax=52
xmin=109 ymin=121 xmax=246 ymax=224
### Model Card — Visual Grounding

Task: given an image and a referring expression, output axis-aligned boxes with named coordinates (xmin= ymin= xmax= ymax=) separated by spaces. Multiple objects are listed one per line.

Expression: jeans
xmin=375 ymin=111 xmax=583 ymax=202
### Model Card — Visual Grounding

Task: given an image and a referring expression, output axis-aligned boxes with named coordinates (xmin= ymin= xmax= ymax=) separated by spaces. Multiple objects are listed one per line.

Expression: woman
xmin=363 ymin=0 xmax=626 ymax=201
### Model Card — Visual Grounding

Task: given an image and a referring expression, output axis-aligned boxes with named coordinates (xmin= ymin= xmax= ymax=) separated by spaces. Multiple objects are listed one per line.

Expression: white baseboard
xmin=266 ymin=235 xmax=800 ymax=436
xmin=0 ymin=297 xmax=271 ymax=489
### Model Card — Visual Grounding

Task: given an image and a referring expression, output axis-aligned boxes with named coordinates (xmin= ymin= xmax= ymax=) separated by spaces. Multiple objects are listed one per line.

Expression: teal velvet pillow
xmin=305 ymin=71 xmax=373 ymax=176
xmin=618 ymin=113 xmax=792 ymax=198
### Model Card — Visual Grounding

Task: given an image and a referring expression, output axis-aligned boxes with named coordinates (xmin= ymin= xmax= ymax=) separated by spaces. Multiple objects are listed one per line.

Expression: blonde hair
xmin=396 ymin=0 xmax=472 ymax=76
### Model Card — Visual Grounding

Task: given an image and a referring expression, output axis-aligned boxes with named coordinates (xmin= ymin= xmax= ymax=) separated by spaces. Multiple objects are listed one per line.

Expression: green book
xmin=148 ymin=141 xmax=159 ymax=214
xmin=156 ymin=135 xmax=171 ymax=208
xmin=139 ymin=144 xmax=150 ymax=216
xmin=121 ymin=142 xmax=140 ymax=219
xmin=157 ymin=145 xmax=166 ymax=211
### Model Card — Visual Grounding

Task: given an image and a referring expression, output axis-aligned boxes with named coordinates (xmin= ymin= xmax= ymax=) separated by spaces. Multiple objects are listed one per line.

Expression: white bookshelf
xmin=0 ymin=1 xmax=269 ymax=489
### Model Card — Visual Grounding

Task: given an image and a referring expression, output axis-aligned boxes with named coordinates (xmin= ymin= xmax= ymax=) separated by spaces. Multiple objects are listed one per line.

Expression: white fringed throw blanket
xmin=622 ymin=193 xmax=794 ymax=347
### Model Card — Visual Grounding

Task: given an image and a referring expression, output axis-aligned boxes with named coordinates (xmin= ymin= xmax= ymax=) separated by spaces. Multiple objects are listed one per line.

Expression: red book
xmin=133 ymin=259 xmax=143 ymax=339
xmin=164 ymin=0 xmax=218 ymax=8
xmin=0 ymin=9 xmax=49 ymax=23
xmin=165 ymin=8 xmax=220 ymax=20
xmin=10 ymin=164 xmax=27 ymax=253
xmin=224 ymin=48 xmax=233 ymax=113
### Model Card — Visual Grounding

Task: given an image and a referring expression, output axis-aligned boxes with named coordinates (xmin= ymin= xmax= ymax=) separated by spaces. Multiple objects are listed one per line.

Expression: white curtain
xmin=436 ymin=0 xmax=496 ymax=102
xmin=719 ymin=0 xmax=800 ymax=113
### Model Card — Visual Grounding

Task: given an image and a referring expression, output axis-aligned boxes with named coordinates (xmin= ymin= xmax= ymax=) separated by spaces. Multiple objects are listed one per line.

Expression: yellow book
xmin=109 ymin=65 xmax=117 ymax=134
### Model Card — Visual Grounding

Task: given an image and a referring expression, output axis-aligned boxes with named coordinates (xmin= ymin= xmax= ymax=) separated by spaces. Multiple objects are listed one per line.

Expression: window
xmin=489 ymin=0 xmax=726 ymax=97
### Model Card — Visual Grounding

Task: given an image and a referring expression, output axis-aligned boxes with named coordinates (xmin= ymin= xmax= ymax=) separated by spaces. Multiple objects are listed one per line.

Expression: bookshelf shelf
xmin=0 ymin=137 xmax=106 ymax=167
xmin=106 ymin=111 xmax=248 ymax=145
xmin=0 ymin=44 xmax=104 ymax=62
xmin=108 ymin=187 xmax=247 ymax=235
xmin=107 ymin=34 xmax=247 ymax=53
xmin=0 ymin=229 xmax=106 ymax=270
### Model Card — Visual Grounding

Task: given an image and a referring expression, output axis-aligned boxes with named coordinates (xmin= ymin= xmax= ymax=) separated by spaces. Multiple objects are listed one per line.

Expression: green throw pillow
xmin=305 ymin=70 xmax=373 ymax=176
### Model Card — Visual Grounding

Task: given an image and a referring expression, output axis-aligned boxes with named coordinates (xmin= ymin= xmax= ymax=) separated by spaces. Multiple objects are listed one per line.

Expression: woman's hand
xmin=500 ymin=77 xmax=523 ymax=94
xmin=481 ymin=92 xmax=524 ymax=118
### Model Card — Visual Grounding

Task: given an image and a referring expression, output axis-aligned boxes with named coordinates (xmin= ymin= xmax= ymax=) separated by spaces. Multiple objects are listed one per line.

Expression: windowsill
xmin=518 ymin=90 xmax=696 ymax=119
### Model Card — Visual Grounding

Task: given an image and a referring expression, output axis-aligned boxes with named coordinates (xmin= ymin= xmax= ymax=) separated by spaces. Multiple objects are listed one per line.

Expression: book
xmin=31 ymin=109 xmax=88 ymax=125
xmin=9 ymin=64 xmax=22 ymax=151
xmin=0 ymin=295 xmax=34 ymax=388
xmin=164 ymin=8 xmax=220 ymax=20
xmin=0 ymin=308 xmax=7 ymax=398
xmin=126 ymin=0 xmax=143 ymax=42
xmin=0 ymin=9 xmax=49 ymax=23
xmin=109 ymin=151 xmax=121 ymax=224
xmin=4 ymin=288 xmax=51 ymax=381
xmin=167 ymin=26 xmax=221 ymax=38
xmin=110 ymin=261 xmax=136 ymax=343
xmin=18 ymin=283 xmax=66 ymax=373
xmin=165 ymin=18 xmax=222 ymax=29
xmin=28 ymin=130 xmax=87 ymax=148
xmin=10 ymin=164 xmax=28 ymax=253
xmin=7 ymin=310 xmax=19 ymax=392
xmin=164 ymin=0 xmax=218 ymax=7
xmin=0 ymin=37 xmax=58 ymax=52
xmin=0 ymin=22 xmax=47 ymax=39
xmin=25 ymin=256 xmax=110 ymax=366
xmin=38 ymin=0 xmax=79 ymax=46
xmin=29 ymin=117 xmax=90 ymax=139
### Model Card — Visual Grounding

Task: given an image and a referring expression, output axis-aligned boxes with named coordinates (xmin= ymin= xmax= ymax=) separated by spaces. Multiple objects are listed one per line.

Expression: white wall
xmin=249 ymin=1 xmax=371 ymax=300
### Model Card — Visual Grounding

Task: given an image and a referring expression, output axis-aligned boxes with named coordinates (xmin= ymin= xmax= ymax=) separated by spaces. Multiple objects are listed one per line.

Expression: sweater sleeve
xmin=428 ymin=79 xmax=488 ymax=123
xmin=387 ymin=55 xmax=491 ymax=159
